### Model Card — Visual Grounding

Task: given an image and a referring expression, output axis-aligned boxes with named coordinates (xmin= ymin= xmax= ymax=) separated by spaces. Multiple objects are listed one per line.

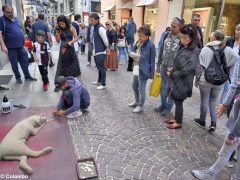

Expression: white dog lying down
xmin=0 ymin=115 xmax=53 ymax=175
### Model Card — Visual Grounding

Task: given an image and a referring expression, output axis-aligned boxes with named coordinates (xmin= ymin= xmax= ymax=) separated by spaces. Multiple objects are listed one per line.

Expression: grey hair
xmin=235 ymin=24 xmax=240 ymax=31
xmin=213 ymin=30 xmax=227 ymax=49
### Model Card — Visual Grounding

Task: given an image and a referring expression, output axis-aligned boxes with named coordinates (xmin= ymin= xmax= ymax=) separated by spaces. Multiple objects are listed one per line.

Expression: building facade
xmin=101 ymin=0 xmax=240 ymax=46
xmin=0 ymin=0 xmax=24 ymax=70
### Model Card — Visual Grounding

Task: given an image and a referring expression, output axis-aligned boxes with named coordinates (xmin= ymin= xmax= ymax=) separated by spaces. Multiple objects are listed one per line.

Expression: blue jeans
xmin=208 ymin=137 xmax=240 ymax=178
xmin=117 ymin=47 xmax=128 ymax=63
xmin=158 ymin=67 xmax=174 ymax=111
xmin=94 ymin=54 xmax=106 ymax=86
xmin=220 ymin=80 xmax=230 ymax=103
xmin=8 ymin=48 xmax=31 ymax=80
xmin=132 ymin=76 xmax=147 ymax=108
xmin=199 ymin=83 xmax=222 ymax=126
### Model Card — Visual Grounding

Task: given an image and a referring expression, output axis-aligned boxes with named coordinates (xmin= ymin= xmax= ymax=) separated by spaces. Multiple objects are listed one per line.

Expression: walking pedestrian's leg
xmin=117 ymin=47 xmax=122 ymax=63
xmin=174 ymin=99 xmax=184 ymax=124
xmin=132 ymin=76 xmax=139 ymax=104
xmin=8 ymin=49 xmax=21 ymax=80
xmin=42 ymin=65 xmax=49 ymax=84
xmin=209 ymin=86 xmax=222 ymax=128
xmin=138 ymin=77 xmax=147 ymax=108
xmin=17 ymin=47 xmax=31 ymax=79
xmin=95 ymin=54 xmax=106 ymax=86
xmin=123 ymin=47 xmax=128 ymax=64
xmin=199 ymin=85 xmax=211 ymax=124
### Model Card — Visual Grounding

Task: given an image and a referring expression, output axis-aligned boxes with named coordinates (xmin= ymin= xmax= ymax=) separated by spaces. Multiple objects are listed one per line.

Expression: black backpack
xmin=204 ymin=46 xmax=230 ymax=85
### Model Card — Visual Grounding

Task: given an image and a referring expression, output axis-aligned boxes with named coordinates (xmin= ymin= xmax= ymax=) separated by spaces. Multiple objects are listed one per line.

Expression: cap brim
xmin=54 ymin=87 xmax=61 ymax=92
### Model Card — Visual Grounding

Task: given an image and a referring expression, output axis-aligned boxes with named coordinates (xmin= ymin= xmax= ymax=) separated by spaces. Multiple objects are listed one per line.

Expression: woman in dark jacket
xmin=166 ymin=24 xmax=199 ymax=129
xmin=105 ymin=20 xmax=118 ymax=71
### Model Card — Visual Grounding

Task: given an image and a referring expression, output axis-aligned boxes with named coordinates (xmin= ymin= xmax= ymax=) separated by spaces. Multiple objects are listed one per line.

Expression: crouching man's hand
xmin=52 ymin=109 xmax=66 ymax=117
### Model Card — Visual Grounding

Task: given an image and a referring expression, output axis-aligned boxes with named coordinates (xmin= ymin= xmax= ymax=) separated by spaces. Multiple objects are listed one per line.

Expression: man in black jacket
xmin=191 ymin=13 xmax=203 ymax=49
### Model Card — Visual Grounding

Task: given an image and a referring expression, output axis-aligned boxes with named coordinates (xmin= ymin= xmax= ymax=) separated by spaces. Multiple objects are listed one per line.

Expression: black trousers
xmin=81 ymin=45 xmax=86 ymax=53
xmin=88 ymin=43 xmax=93 ymax=63
xmin=174 ymin=99 xmax=184 ymax=124
xmin=38 ymin=65 xmax=49 ymax=84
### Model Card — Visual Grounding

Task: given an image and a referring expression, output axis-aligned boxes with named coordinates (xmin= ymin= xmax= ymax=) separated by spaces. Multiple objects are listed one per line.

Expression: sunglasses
xmin=105 ymin=24 xmax=110 ymax=26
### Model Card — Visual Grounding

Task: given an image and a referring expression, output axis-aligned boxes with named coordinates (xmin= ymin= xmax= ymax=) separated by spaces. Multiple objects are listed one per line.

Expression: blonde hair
xmin=106 ymin=20 xmax=113 ymax=28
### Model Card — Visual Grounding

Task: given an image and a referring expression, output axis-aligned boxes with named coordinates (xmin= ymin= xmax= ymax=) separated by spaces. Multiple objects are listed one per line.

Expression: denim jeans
xmin=94 ymin=54 xmax=106 ymax=86
xmin=208 ymin=138 xmax=240 ymax=179
xmin=220 ymin=80 xmax=230 ymax=104
xmin=117 ymin=47 xmax=128 ymax=63
xmin=132 ymin=76 xmax=148 ymax=108
xmin=8 ymin=48 xmax=31 ymax=80
xmin=158 ymin=67 xmax=174 ymax=111
xmin=199 ymin=83 xmax=222 ymax=127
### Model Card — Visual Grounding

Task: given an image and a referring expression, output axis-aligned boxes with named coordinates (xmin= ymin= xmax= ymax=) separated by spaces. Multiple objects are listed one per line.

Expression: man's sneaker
xmin=128 ymin=102 xmax=138 ymax=107
xmin=209 ymin=126 xmax=216 ymax=134
xmin=193 ymin=118 xmax=206 ymax=128
xmin=43 ymin=83 xmax=48 ymax=91
xmin=66 ymin=110 xmax=82 ymax=119
xmin=26 ymin=77 xmax=37 ymax=81
xmin=133 ymin=106 xmax=143 ymax=113
xmin=0 ymin=86 xmax=9 ymax=90
xmin=96 ymin=85 xmax=106 ymax=90
xmin=192 ymin=169 xmax=216 ymax=180
xmin=82 ymin=107 xmax=90 ymax=113
xmin=16 ymin=78 xmax=23 ymax=84
xmin=91 ymin=81 xmax=101 ymax=85
xmin=154 ymin=105 xmax=165 ymax=112
xmin=87 ymin=62 xmax=91 ymax=67
xmin=161 ymin=109 xmax=171 ymax=116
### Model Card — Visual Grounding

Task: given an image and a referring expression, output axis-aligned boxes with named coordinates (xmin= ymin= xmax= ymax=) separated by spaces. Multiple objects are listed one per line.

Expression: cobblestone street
xmin=0 ymin=43 xmax=236 ymax=180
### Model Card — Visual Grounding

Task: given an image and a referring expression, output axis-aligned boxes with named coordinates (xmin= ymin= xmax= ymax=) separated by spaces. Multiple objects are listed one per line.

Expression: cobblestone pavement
xmin=68 ymin=53 xmax=236 ymax=180
xmin=0 ymin=43 xmax=236 ymax=180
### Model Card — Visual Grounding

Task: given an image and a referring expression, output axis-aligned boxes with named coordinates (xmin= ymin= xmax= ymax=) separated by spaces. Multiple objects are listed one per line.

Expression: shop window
xmin=144 ymin=5 xmax=158 ymax=41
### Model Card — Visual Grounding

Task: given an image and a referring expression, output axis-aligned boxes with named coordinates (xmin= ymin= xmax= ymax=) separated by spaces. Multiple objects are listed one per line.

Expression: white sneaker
xmin=96 ymin=85 xmax=106 ymax=90
xmin=92 ymin=81 xmax=101 ymax=85
xmin=133 ymin=106 xmax=143 ymax=113
xmin=128 ymin=102 xmax=138 ymax=107
xmin=82 ymin=107 xmax=90 ymax=113
xmin=66 ymin=110 xmax=82 ymax=119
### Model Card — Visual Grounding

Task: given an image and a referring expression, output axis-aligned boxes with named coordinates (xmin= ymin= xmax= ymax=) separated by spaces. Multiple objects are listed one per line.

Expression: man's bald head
xmin=2 ymin=5 xmax=14 ymax=19
xmin=2 ymin=4 xmax=13 ymax=12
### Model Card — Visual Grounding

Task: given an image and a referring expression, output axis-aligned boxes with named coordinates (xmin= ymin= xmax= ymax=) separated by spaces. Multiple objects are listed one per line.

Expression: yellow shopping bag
xmin=149 ymin=73 xmax=162 ymax=97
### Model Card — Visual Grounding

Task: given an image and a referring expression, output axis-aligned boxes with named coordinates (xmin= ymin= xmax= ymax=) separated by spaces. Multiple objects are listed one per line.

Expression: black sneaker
xmin=193 ymin=118 xmax=206 ymax=128
xmin=16 ymin=78 xmax=23 ymax=84
xmin=209 ymin=124 xmax=216 ymax=134
xmin=26 ymin=77 xmax=37 ymax=81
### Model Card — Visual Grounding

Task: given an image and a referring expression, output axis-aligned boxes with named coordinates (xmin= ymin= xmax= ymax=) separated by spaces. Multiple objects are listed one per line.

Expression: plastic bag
xmin=149 ymin=73 xmax=162 ymax=97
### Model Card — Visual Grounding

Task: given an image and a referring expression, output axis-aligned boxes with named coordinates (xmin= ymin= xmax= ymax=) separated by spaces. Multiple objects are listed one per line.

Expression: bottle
xmin=2 ymin=95 xmax=11 ymax=114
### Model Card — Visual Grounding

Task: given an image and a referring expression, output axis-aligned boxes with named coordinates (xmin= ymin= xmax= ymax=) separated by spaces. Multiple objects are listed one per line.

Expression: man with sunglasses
xmin=191 ymin=13 xmax=203 ymax=49
xmin=0 ymin=5 xmax=37 ymax=84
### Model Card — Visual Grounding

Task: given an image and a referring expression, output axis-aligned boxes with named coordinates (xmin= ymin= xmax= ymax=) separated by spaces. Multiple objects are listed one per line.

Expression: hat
xmin=54 ymin=76 xmax=67 ymax=92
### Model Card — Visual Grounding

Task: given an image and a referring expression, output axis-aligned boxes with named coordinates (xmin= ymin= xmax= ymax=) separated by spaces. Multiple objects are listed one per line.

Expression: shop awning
xmin=136 ymin=0 xmax=158 ymax=7
xmin=103 ymin=4 xmax=116 ymax=12
xmin=118 ymin=1 xmax=133 ymax=10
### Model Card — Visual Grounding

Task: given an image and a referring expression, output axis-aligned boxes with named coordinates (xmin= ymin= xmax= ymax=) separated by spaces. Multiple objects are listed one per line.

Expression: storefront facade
xmin=101 ymin=0 xmax=173 ymax=46
xmin=183 ymin=0 xmax=240 ymax=44
xmin=101 ymin=0 xmax=240 ymax=46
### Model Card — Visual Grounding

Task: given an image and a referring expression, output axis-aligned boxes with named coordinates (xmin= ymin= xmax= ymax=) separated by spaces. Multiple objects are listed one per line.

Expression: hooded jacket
xmin=57 ymin=77 xmax=90 ymax=114
xmin=197 ymin=41 xmax=238 ymax=86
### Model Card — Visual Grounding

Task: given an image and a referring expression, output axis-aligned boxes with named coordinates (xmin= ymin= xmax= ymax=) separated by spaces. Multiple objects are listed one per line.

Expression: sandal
xmin=164 ymin=119 xmax=176 ymax=124
xmin=166 ymin=123 xmax=182 ymax=129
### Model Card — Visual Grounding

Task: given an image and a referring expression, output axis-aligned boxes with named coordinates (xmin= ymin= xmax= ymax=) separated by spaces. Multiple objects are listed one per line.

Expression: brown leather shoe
xmin=164 ymin=119 xmax=176 ymax=124
xmin=166 ymin=123 xmax=182 ymax=129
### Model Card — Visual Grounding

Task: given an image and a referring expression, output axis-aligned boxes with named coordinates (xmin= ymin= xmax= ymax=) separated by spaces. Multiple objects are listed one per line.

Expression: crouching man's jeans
xmin=207 ymin=138 xmax=240 ymax=179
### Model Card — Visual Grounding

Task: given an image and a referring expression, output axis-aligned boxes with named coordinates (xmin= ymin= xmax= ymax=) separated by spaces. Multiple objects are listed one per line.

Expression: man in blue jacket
xmin=53 ymin=76 xmax=90 ymax=119
xmin=126 ymin=17 xmax=137 ymax=50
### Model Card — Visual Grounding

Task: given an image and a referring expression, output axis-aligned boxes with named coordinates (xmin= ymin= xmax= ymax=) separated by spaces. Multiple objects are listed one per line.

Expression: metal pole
xmin=214 ymin=0 xmax=225 ymax=30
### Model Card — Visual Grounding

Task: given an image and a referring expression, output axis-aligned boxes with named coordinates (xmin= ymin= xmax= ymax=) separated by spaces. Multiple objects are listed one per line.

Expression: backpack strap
xmin=208 ymin=46 xmax=231 ymax=84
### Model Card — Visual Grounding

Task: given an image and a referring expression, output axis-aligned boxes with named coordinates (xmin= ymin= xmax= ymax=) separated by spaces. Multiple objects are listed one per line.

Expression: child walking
xmin=33 ymin=30 xmax=51 ymax=91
